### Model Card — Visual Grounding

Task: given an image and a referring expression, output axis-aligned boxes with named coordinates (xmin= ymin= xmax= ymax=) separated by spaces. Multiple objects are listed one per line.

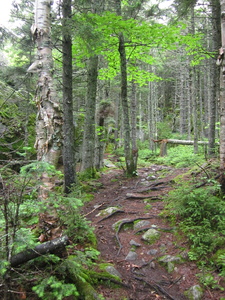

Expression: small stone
xmin=125 ymin=251 xmax=138 ymax=261
xmin=158 ymin=255 xmax=181 ymax=273
xmin=130 ymin=239 xmax=141 ymax=247
xmin=147 ymin=249 xmax=158 ymax=255
xmin=159 ymin=255 xmax=181 ymax=263
xmin=149 ymin=261 xmax=156 ymax=269
xmin=134 ymin=220 xmax=151 ymax=230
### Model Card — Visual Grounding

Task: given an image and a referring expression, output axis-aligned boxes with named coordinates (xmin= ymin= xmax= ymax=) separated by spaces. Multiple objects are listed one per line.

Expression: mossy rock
xmin=141 ymin=228 xmax=160 ymax=244
xmin=96 ymin=207 xmax=119 ymax=217
xmin=184 ymin=285 xmax=203 ymax=300
xmin=158 ymin=255 xmax=182 ymax=273
xmin=99 ymin=263 xmax=122 ymax=280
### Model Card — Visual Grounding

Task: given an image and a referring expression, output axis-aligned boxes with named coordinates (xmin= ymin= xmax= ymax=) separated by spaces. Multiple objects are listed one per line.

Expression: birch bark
xmin=29 ymin=0 xmax=62 ymax=167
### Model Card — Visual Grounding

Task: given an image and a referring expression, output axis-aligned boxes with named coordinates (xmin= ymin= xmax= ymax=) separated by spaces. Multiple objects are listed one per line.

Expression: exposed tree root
xmin=97 ymin=210 xmax=125 ymax=223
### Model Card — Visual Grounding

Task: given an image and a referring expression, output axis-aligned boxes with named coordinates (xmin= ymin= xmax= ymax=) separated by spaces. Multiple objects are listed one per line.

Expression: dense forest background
xmin=0 ymin=0 xmax=222 ymax=177
xmin=1 ymin=0 xmax=225 ymax=299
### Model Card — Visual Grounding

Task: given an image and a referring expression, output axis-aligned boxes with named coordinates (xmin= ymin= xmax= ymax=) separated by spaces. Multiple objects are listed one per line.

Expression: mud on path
xmin=82 ymin=164 xmax=225 ymax=300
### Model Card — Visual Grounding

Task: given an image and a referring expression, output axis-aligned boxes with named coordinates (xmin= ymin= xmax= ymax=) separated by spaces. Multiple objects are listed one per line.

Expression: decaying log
xmin=10 ymin=235 xmax=69 ymax=267
xmin=153 ymin=139 xmax=217 ymax=157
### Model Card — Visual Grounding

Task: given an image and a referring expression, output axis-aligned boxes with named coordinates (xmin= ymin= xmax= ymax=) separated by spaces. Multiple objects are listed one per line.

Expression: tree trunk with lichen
xmin=28 ymin=0 xmax=62 ymax=196
xmin=62 ymin=0 xmax=76 ymax=193
xmin=81 ymin=55 xmax=98 ymax=176
xmin=219 ymin=0 xmax=225 ymax=192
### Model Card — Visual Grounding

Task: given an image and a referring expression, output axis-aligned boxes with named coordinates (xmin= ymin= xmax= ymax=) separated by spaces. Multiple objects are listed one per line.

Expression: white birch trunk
xmin=29 ymin=0 xmax=62 ymax=167
xmin=28 ymin=0 xmax=63 ymax=198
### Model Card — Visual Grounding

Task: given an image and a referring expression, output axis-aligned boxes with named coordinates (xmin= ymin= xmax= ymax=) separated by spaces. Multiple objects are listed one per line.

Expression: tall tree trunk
xmin=131 ymin=81 xmax=138 ymax=171
xmin=81 ymin=54 xmax=98 ymax=175
xmin=115 ymin=0 xmax=137 ymax=176
xmin=190 ymin=6 xmax=198 ymax=153
xmin=62 ymin=0 xmax=76 ymax=193
xmin=208 ymin=0 xmax=221 ymax=156
xmin=219 ymin=0 xmax=225 ymax=192
xmin=29 ymin=0 xmax=63 ymax=197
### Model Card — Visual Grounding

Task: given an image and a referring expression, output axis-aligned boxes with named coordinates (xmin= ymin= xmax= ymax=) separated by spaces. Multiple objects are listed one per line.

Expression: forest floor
xmin=82 ymin=160 xmax=225 ymax=300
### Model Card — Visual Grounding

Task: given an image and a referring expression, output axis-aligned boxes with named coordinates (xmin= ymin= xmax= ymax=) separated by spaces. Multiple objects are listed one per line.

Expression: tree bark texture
xmin=62 ymin=0 xmax=76 ymax=193
xmin=208 ymin=0 xmax=221 ymax=155
xmin=220 ymin=0 xmax=225 ymax=171
xmin=30 ymin=0 xmax=63 ymax=167
xmin=81 ymin=55 xmax=98 ymax=174
xmin=115 ymin=0 xmax=137 ymax=176
xmin=10 ymin=235 xmax=69 ymax=267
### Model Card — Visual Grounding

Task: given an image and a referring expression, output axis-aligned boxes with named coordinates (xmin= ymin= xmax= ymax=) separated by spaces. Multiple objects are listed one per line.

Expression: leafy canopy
xmin=71 ymin=11 xmax=205 ymax=86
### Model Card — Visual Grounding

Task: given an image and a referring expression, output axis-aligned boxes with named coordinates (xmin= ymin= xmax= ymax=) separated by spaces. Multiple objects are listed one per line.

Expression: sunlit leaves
xmin=71 ymin=11 xmax=205 ymax=86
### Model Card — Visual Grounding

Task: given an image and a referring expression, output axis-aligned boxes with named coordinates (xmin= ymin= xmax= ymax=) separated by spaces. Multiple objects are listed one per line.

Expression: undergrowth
xmin=164 ymin=173 xmax=225 ymax=278
xmin=0 ymin=162 xmax=104 ymax=299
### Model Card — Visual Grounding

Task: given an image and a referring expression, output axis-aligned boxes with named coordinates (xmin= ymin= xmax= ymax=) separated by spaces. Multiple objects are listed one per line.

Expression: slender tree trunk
xmin=208 ymin=0 xmax=221 ymax=156
xmin=81 ymin=55 xmax=98 ymax=175
xmin=179 ymin=63 xmax=188 ymax=136
xmin=219 ymin=0 xmax=225 ymax=192
xmin=131 ymin=81 xmax=138 ymax=171
xmin=62 ymin=0 xmax=76 ymax=193
xmin=115 ymin=0 xmax=137 ymax=176
xmin=28 ymin=0 xmax=63 ymax=197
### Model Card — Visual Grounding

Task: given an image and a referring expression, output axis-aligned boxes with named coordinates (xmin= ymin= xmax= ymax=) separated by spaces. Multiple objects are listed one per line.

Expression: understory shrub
xmin=156 ymin=145 xmax=206 ymax=167
xmin=0 ymin=162 xmax=100 ymax=299
xmin=164 ymin=182 xmax=225 ymax=260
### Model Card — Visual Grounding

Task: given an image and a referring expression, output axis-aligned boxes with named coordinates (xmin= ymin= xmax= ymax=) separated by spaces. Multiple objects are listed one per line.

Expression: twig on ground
xmin=83 ymin=203 xmax=105 ymax=217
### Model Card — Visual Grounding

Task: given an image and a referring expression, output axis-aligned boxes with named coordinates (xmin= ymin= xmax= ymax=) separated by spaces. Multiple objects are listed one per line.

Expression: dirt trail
xmin=82 ymin=164 xmax=225 ymax=300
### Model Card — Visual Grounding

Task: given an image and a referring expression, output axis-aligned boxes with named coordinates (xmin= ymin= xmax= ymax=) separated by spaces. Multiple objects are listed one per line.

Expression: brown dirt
xmin=82 ymin=164 xmax=225 ymax=300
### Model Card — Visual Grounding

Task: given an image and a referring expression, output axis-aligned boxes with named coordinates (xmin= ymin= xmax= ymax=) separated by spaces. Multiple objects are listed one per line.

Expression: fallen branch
xmin=10 ymin=235 xmax=69 ymax=267
xmin=84 ymin=203 xmax=105 ymax=217
xmin=134 ymin=276 xmax=177 ymax=300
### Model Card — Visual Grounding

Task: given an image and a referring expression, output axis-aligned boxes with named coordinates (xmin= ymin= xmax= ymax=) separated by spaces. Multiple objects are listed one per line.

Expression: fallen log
xmin=153 ymin=139 xmax=218 ymax=157
xmin=10 ymin=235 xmax=69 ymax=267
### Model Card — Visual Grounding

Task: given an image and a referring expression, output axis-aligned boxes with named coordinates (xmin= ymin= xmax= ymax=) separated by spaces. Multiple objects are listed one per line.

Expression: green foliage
xmin=33 ymin=275 xmax=79 ymax=300
xmin=157 ymin=121 xmax=173 ymax=139
xmin=196 ymin=272 xmax=224 ymax=291
xmin=156 ymin=145 xmax=205 ymax=168
xmin=165 ymin=182 xmax=225 ymax=259
xmin=71 ymin=11 xmax=205 ymax=86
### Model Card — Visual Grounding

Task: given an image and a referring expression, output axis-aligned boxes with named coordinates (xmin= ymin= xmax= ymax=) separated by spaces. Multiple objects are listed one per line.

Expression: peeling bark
xmin=29 ymin=0 xmax=63 ymax=167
